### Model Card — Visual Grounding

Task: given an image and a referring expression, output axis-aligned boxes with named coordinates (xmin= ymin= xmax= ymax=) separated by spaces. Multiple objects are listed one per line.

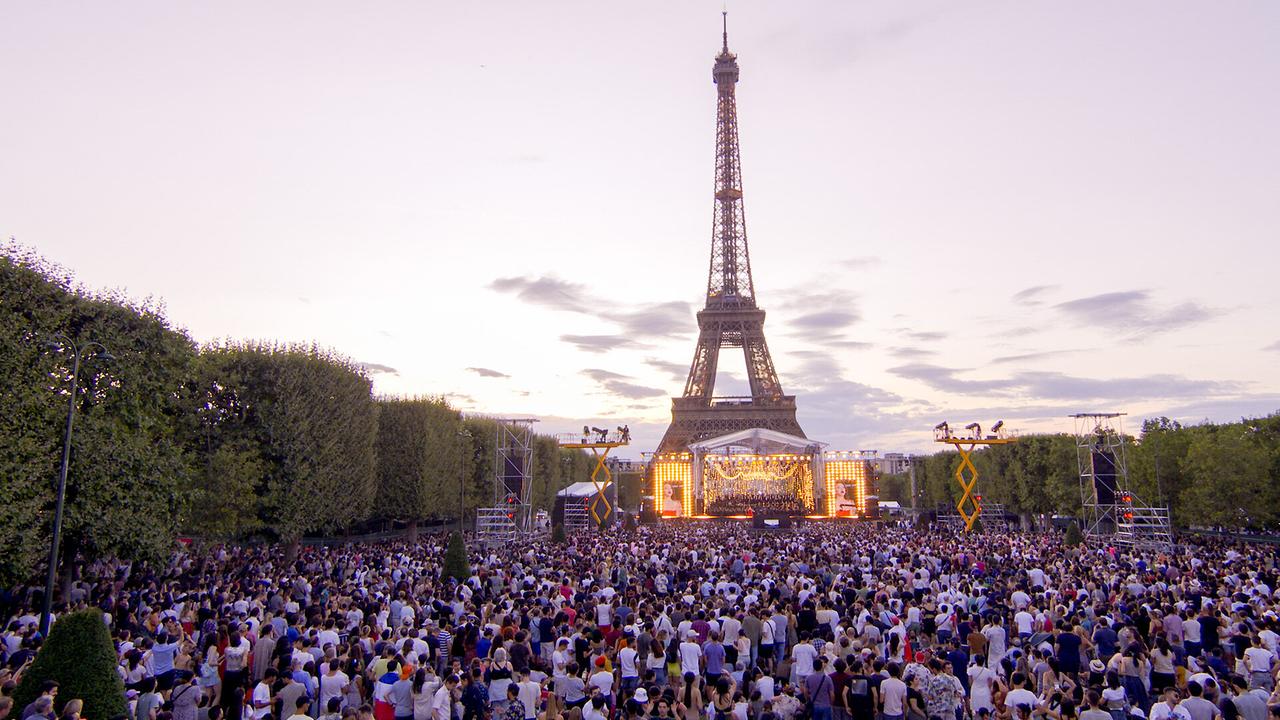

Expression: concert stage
xmin=650 ymin=428 xmax=878 ymax=520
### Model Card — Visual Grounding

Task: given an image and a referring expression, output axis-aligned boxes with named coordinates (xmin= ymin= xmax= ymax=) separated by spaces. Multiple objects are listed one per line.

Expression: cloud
xmin=358 ymin=362 xmax=399 ymax=376
xmin=827 ymin=339 xmax=872 ymax=350
xmin=645 ymin=358 xmax=688 ymax=381
xmin=560 ymin=334 xmax=640 ymax=353
xmin=775 ymin=287 xmax=863 ymax=347
xmin=444 ymin=392 xmax=476 ymax=405
xmin=786 ymin=351 xmax=920 ymax=446
xmin=580 ymin=369 xmax=667 ymax=400
xmin=1053 ymin=290 xmax=1221 ymax=335
xmin=1149 ymin=396 xmax=1280 ymax=426
xmin=581 ymin=368 xmax=629 ymax=382
xmin=997 ymin=326 xmax=1041 ymax=339
xmin=839 ymin=256 xmax=882 ymax=269
xmin=889 ymin=346 xmax=934 ymax=359
xmin=1016 ymin=372 xmax=1237 ymax=401
xmin=608 ymin=301 xmax=692 ymax=339
xmin=1264 ymin=340 xmax=1280 ymax=352
xmin=990 ymin=349 xmax=1080 ymax=365
xmin=889 ymin=363 xmax=1006 ymax=394
xmin=491 ymin=274 xmax=691 ymax=344
xmin=889 ymin=362 xmax=1240 ymax=401
xmin=792 ymin=311 xmax=861 ymax=331
xmin=466 ymin=367 xmax=510 ymax=379
xmin=1011 ymin=285 xmax=1058 ymax=305
xmin=489 ymin=276 xmax=590 ymax=312
xmin=895 ymin=330 xmax=947 ymax=342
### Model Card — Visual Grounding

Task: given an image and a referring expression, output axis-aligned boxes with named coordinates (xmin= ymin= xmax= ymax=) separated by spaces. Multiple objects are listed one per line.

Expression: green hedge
xmin=14 ymin=608 xmax=125 ymax=720
xmin=442 ymin=531 xmax=469 ymax=583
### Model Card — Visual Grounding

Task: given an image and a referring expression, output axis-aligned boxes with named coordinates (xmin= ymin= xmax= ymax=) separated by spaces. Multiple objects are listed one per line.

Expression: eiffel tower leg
xmin=741 ymin=331 xmax=781 ymax=398
xmin=683 ymin=325 xmax=722 ymax=399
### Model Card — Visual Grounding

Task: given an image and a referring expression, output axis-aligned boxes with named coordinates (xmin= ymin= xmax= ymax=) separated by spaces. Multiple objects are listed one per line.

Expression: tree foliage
xmin=442 ymin=531 xmax=469 ymax=582
xmin=0 ymin=243 xmax=195 ymax=586
xmin=192 ymin=343 xmax=378 ymax=543
xmin=375 ymin=397 xmax=469 ymax=523
xmin=14 ymin=608 xmax=126 ymax=720
xmin=914 ymin=415 xmax=1280 ymax=530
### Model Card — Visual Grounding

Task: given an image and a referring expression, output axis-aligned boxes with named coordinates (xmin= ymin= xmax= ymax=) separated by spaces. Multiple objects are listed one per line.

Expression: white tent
xmin=557 ymin=481 xmax=612 ymax=498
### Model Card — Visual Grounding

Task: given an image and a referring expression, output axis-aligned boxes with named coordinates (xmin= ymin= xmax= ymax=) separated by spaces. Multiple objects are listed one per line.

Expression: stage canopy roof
xmin=556 ymin=481 xmax=612 ymax=498
xmin=687 ymin=427 xmax=827 ymax=456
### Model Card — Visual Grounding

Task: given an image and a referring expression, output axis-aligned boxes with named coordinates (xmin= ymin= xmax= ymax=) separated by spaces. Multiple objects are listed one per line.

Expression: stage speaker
xmin=752 ymin=514 xmax=794 ymax=530
xmin=503 ymin=455 xmax=523 ymax=497
xmin=1091 ymin=447 xmax=1117 ymax=505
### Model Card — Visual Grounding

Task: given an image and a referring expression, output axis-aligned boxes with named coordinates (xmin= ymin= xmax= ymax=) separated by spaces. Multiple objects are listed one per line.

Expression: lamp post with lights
xmin=40 ymin=335 xmax=112 ymax=637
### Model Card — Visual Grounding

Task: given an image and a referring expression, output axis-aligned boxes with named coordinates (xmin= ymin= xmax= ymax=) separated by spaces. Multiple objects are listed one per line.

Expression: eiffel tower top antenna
xmin=722 ymin=10 xmax=729 ymax=53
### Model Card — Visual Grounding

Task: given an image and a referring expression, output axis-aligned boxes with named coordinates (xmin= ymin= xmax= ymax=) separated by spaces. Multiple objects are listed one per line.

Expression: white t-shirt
xmin=618 ymin=647 xmax=639 ymax=678
xmin=756 ymin=675 xmax=775 ymax=702
xmin=679 ymin=641 xmax=702 ymax=675
xmin=226 ymin=639 xmax=252 ymax=672
xmin=319 ymin=671 xmax=349 ymax=710
xmin=432 ymin=686 xmax=452 ymax=720
xmin=552 ymin=649 xmax=570 ymax=677
xmin=881 ymin=677 xmax=908 ymax=715
xmin=1151 ymin=703 xmax=1192 ymax=720
xmin=1015 ymin=611 xmax=1035 ymax=635
xmin=252 ymin=682 xmax=273 ymax=720
xmin=518 ymin=680 xmax=540 ymax=720
xmin=589 ymin=670 xmax=614 ymax=696
xmin=1005 ymin=688 xmax=1039 ymax=711
xmin=792 ymin=643 xmax=818 ymax=677
xmin=1245 ymin=647 xmax=1272 ymax=672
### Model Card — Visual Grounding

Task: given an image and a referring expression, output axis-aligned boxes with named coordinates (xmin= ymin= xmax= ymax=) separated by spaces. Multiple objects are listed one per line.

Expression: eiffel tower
xmin=656 ymin=15 xmax=805 ymax=453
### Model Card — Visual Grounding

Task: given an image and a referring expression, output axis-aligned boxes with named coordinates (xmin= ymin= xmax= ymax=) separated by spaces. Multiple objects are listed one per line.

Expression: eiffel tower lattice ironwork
xmin=656 ymin=15 xmax=805 ymax=454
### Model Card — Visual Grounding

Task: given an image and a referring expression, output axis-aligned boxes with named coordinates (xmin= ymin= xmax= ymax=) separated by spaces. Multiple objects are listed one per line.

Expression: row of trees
xmin=879 ymin=413 xmax=1280 ymax=528
xmin=0 ymin=244 xmax=593 ymax=587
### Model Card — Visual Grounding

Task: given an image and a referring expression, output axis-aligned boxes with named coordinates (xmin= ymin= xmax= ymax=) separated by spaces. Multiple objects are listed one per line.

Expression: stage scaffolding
xmin=1072 ymin=413 xmax=1171 ymax=549
xmin=475 ymin=417 xmax=537 ymax=544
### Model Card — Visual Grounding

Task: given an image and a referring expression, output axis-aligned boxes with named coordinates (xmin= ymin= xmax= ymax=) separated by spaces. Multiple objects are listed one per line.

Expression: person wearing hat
xmin=624 ymin=688 xmax=652 ymax=718
xmin=589 ymin=656 xmax=615 ymax=708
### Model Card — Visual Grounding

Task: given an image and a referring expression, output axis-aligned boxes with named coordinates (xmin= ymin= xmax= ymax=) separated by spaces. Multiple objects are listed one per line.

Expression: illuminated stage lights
xmin=652 ymin=459 xmax=692 ymax=517
xmin=702 ymin=454 xmax=815 ymax=514
xmin=824 ymin=459 xmax=870 ymax=518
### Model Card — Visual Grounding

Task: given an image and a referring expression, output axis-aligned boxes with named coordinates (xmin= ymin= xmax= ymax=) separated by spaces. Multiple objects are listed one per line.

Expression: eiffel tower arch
xmin=656 ymin=15 xmax=805 ymax=454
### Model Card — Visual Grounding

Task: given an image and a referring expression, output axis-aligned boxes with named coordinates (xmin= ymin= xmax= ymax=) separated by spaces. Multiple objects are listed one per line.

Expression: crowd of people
xmin=5 ymin=523 xmax=1280 ymax=720
xmin=705 ymin=495 xmax=808 ymax=517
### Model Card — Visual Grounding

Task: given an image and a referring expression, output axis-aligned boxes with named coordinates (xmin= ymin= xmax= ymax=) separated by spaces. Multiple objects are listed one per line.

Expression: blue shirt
xmin=704 ymin=641 xmax=726 ymax=674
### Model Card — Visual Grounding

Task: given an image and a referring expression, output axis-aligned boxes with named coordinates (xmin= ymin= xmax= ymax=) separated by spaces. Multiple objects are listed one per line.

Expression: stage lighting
xmin=991 ymin=420 xmax=1004 ymax=433
xmin=965 ymin=422 xmax=981 ymax=437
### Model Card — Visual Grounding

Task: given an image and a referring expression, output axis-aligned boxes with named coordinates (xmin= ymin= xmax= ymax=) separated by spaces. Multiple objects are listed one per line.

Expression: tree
xmin=14 ymin=608 xmax=125 ymax=720
xmin=1063 ymin=522 xmax=1084 ymax=546
xmin=0 ymin=243 xmax=196 ymax=587
xmin=442 ymin=531 xmax=469 ymax=582
xmin=193 ymin=343 xmax=378 ymax=550
xmin=374 ymin=397 xmax=467 ymax=535
xmin=1181 ymin=423 xmax=1278 ymax=528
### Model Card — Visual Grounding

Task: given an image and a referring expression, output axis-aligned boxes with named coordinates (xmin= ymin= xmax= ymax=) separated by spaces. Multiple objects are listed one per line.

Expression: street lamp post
xmin=40 ymin=336 xmax=110 ymax=637
xmin=456 ymin=428 xmax=472 ymax=534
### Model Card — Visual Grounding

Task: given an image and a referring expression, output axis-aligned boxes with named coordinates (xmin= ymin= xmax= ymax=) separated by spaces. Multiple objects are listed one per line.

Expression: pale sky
xmin=4 ymin=1 xmax=1279 ymax=456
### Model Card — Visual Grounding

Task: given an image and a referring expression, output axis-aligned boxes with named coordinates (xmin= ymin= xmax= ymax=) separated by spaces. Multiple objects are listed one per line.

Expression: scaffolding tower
xmin=557 ymin=427 xmax=630 ymax=530
xmin=1071 ymin=413 xmax=1171 ymax=549
xmin=476 ymin=417 xmax=538 ymax=544
xmin=561 ymin=499 xmax=592 ymax=533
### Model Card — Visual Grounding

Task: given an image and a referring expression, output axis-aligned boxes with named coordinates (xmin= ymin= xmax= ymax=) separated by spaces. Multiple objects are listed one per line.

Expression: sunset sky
xmin=4 ymin=1 xmax=1278 ymax=455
